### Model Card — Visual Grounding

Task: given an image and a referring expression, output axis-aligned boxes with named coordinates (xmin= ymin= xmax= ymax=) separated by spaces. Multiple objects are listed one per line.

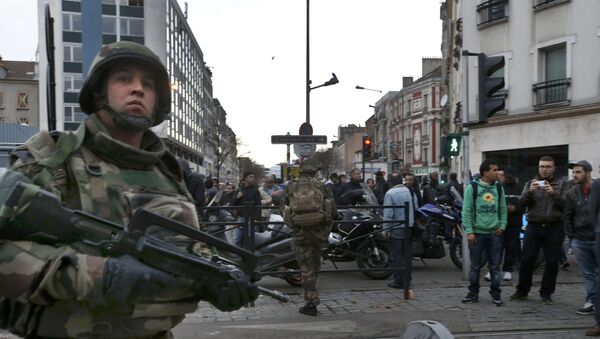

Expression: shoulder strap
xmin=496 ymin=182 xmax=504 ymax=220
xmin=32 ymin=124 xmax=86 ymax=187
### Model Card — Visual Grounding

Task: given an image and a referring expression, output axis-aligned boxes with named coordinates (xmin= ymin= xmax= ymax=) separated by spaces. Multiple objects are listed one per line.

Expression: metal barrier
xmin=202 ymin=202 xmax=413 ymax=299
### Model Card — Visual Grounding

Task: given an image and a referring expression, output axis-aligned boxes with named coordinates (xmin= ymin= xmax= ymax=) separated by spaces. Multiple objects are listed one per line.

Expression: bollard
xmin=399 ymin=320 xmax=453 ymax=339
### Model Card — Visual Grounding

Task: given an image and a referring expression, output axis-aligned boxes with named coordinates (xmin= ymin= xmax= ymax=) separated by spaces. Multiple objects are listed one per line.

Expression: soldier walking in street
xmin=565 ymin=160 xmax=597 ymax=316
xmin=461 ymin=160 xmax=507 ymax=306
xmin=283 ymin=160 xmax=336 ymax=316
xmin=511 ymin=156 xmax=568 ymax=305
xmin=0 ymin=41 xmax=257 ymax=338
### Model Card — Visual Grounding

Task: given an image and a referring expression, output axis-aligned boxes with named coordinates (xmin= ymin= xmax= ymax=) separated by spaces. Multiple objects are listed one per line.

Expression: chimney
xmin=403 ymin=76 xmax=413 ymax=88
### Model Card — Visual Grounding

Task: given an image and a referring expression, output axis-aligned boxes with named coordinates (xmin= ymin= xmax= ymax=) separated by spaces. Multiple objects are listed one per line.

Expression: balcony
xmin=477 ymin=0 xmax=508 ymax=29
xmin=533 ymin=78 xmax=570 ymax=108
xmin=405 ymin=138 xmax=413 ymax=145
xmin=533 ymin=0 xmax=570 ymax=11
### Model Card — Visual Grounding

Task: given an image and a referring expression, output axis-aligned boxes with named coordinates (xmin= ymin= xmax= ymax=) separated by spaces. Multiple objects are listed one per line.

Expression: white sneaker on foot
xmin=484 ymin=272 xmax=491 ymax=281
xmin=503 ymin=271 xmax=512 ymax=281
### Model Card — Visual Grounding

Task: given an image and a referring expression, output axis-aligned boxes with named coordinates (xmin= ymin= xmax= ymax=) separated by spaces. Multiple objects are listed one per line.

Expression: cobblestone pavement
xmin=175 ymin=280 xmax=593 ymax=338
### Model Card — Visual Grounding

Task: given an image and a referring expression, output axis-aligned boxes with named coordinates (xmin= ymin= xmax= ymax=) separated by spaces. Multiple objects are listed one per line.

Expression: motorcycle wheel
xmin=449 ymin=236 xmax=463 ymax=269
xmin=355 ymin=239 xmax=393 ymax=280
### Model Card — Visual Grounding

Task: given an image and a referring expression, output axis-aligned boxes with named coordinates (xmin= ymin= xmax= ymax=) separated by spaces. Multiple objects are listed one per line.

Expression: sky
xmin=0 ymin=0 xmax=442 ymax=168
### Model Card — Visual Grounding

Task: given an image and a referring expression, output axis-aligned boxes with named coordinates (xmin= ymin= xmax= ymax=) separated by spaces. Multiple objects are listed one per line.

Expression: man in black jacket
xmin=232 ymin=171 xmax=262 ymax=247
xmin=565 ymin=160 xmax=596 ymax=316
xmin=511 ymin=156 xmax=568 ymax=305
xmin=585 ymin=175 xmax=600 ymax=336
xmin=422 ymin=172 xmax=445 ymax=205
xmin=338 ymin=168 xmax=364 ymax=205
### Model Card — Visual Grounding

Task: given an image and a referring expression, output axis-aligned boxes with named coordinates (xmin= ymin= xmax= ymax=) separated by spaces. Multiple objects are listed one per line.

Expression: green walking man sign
xmin=444 ymin=134 xmax=462 ymax=157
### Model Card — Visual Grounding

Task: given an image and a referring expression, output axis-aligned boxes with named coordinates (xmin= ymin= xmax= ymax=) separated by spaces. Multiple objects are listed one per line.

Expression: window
xmin=64 ymin=44 xmax=82 ymax=62
xmin=120 ymin=18 xmax=144 ymax=36
xmin=533 ymin=0 xmax=570 ymax=11
xmin=17 ymin=93 xmax=29 ymax=109
xmin=407 ymin=99 xmax=412 ymax=114
xmin=64 ymin=105 xmax=86 ymax=123
xmin=533 ymin=43 xmax=570 ymax=106
xmin=423 ymin=94 xmax=429 ymax=111
xmin=128 ymin=0 xmax=144 ymax=6
xmin=477 ymin=0 xmax=508 ymax=28
xmin=102 ymin=16 xmax=116 ymax=34
xmin=63 ymin=13 xmax=81 ymax=32
xmin=64 ymin=74 xmax=83 ymax=92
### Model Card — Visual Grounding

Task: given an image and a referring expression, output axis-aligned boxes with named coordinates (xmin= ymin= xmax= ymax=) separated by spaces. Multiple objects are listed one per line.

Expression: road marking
xmin=222 ymin=320 xmax=357 ymax=332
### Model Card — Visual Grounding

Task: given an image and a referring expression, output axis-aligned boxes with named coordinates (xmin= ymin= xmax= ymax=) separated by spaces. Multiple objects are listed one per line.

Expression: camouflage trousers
xmin=292 ymin=238 xmax=322 ymax=306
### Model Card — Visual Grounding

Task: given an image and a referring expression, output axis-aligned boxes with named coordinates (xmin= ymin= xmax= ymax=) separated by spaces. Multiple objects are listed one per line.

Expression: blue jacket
xmin=383 ymin=184 xmax=416 ymax=239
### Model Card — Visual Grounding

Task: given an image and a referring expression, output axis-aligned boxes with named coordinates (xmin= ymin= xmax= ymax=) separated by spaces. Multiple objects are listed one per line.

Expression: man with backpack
xmin=461 ymin=160 xmax=507 ymax=306
xmin=283 ymin=160 xmax=336 ymax=316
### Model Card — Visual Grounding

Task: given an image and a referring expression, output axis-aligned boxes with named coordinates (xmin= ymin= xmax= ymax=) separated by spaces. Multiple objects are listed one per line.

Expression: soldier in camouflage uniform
xmin=283 ymin=161 xmax=336 ymax=316
xmin=0 ymin=41 xmax=257 ymax=338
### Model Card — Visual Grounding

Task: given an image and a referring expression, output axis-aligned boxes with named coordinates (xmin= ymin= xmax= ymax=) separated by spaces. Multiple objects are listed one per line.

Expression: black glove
xmin=204 ymin=279 xmax=259 ymax=312
xmin=102 ymin=255 xmax=185 ymax=305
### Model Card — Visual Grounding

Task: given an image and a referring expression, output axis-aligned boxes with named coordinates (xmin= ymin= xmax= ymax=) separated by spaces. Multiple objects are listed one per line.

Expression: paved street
xmin=174 ymin=252 xmax=594 ymax=338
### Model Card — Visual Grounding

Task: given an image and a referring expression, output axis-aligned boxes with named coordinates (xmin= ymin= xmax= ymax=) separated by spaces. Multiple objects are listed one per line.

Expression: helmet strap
xmin=102 ymin=104 xmax=153 ymax=132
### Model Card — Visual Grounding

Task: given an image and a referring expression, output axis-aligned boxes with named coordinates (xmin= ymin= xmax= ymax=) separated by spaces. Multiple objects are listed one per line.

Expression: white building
xmin=36 ymin=0 xmax=219 ymax=174
xmin=460 ymin=0 xmax=600 ymax=181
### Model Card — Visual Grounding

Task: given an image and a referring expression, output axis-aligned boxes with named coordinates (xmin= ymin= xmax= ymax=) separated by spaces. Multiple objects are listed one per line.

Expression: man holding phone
xmin=511 ymin=156 xmax=568 ymax=304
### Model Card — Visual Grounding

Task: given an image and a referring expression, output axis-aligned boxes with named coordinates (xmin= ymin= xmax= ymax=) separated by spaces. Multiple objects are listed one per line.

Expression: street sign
xmin=444 ymin=134 xmax=462 ymax=157
xmin=271 ymin=135 xmax=327 ymax=144
xmin=299 ymin=122 xmax=313 ymax=135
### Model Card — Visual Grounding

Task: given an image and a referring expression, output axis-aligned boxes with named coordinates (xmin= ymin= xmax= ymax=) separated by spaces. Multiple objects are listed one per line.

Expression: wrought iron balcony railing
xmin=477 ymin=0 xmax=509 ymax=27
xmin=532 ymin=78 xmax=570 ymax=106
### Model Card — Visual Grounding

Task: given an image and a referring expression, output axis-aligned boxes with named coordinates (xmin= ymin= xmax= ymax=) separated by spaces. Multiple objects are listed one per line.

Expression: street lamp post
xmin=305 ymin=0 xmax=339 ymax=124
xmin=355 ymin=85 xmax=382 ymax=93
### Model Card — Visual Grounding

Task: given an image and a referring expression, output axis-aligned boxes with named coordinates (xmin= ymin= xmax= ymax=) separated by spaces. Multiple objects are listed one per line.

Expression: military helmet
xmin=79 ymin=41 xmax=171 ymax=127
xmin=299 ymin=159 xmax=320 ymax=174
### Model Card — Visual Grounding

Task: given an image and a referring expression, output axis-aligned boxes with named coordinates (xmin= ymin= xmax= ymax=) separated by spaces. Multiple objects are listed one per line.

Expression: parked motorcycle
xmin=415 ymin=191 xmax=464 ymax=268
xmin=323 ymin=185 xmax=393 ymax=280
xmin=204 ymin=196 xmax=302 ymax=287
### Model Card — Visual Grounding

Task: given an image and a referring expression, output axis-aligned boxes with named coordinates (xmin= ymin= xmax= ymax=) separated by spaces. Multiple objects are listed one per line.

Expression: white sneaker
xmin=484 ymin=272 xmax=491 ymax=281
xmin=503 ymin=271 xmax=512 ymax=281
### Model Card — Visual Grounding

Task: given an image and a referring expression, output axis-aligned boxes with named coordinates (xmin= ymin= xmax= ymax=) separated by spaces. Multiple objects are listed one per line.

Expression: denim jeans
xmin=571 ymin=239 xmax=598 ymax=303
xmin=517 ymin=224 xmax=564 ymax=298
xmin=391 ymin=236 xmax=412 ymax=288
xmin=468 ymin=233 xmax=503 ymax=296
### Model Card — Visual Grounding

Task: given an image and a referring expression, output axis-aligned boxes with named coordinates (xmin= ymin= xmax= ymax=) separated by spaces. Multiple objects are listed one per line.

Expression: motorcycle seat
xmin=254 ymin=228 xmax=290 ymax=249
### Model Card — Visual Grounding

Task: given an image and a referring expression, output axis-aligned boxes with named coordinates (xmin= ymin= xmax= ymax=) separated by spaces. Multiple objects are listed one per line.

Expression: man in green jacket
xmin=461 ymin=159 xmax=507 ymax=306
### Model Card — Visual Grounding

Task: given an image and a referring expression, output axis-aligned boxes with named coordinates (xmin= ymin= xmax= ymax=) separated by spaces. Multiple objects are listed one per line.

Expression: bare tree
xmin=311 ymin=148 xmax=338 ymax=177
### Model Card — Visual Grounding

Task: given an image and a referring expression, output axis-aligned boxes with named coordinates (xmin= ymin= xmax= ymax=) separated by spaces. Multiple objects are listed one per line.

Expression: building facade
xmin=331 ymin=124 xmax=366 ymax=174
xmin=370 ymin=58 xmax=444 ymax=180
xmin=460 ymin=0 xmax=600 ymax=183
xmin=0 ymin=59 xmax=39 ymax=128
xmin=36 ymin=0 xmax=232 ymax=175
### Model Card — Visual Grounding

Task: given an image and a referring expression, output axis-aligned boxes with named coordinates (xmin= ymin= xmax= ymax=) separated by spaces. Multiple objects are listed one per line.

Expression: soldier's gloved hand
xmin=204 ymin=279 xmax=259 ymax=312
xmin=102 ymin=255 xmax=182 ymax=305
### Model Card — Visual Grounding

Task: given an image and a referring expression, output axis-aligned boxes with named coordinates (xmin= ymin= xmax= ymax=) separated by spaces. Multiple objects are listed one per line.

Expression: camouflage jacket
xmin=0 ymin=115 xmax=200 ymax=338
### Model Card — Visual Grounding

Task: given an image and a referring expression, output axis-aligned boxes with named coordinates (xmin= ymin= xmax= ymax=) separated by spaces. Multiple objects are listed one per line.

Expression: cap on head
xmin=568 ymin=160 xmax=592 ymax=172
xmin=299 ymin=158 xmax=320 ymax=174
xmin=79 ymin=41 xmax=171 ymax=127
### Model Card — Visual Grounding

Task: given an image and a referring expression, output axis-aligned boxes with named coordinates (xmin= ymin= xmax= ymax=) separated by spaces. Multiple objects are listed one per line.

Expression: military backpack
xmin=288 ymin=177 xmax=331 ymax=227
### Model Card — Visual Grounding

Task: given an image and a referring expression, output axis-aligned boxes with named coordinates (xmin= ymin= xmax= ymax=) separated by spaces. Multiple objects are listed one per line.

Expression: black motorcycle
xmin=324 ymin=185 xmax=393 ymax=280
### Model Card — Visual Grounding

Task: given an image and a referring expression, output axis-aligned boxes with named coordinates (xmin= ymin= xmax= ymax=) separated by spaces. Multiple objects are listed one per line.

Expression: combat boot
xmin=299 ymin=303 xmax=317 ymax=316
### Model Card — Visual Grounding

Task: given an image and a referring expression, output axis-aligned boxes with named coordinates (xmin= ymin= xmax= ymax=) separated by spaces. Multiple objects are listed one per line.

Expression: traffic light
xmin=478 ymin=54 xmax=505 ymax=123
xmin=362 ymin=135 xmax=372 ymax=159
xmin=443 ymin=134 xmax=462 ymax=157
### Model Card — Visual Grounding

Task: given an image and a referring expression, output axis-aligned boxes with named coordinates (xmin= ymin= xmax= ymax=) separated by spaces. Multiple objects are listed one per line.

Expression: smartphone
xmin=535 ymin=180 xmax=545 ymax=187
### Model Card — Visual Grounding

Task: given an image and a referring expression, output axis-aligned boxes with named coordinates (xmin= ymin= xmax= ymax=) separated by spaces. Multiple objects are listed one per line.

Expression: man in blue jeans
xmin=565 ymin=160 xmax=596 ymax=316
xmin=384 ymin=172 xmax=416 ymax=298
xmin=461 ymin=159 xmax=507 ymax=306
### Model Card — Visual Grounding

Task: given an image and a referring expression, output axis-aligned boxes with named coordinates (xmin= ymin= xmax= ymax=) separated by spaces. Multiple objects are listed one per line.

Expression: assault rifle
xmin=0 ymin=181 xmax=289 ymax=302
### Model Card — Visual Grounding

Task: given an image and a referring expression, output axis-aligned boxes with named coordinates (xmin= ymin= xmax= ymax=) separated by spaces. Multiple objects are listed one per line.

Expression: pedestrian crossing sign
xmin=444 ymin=134 xmax=462 ymax=157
